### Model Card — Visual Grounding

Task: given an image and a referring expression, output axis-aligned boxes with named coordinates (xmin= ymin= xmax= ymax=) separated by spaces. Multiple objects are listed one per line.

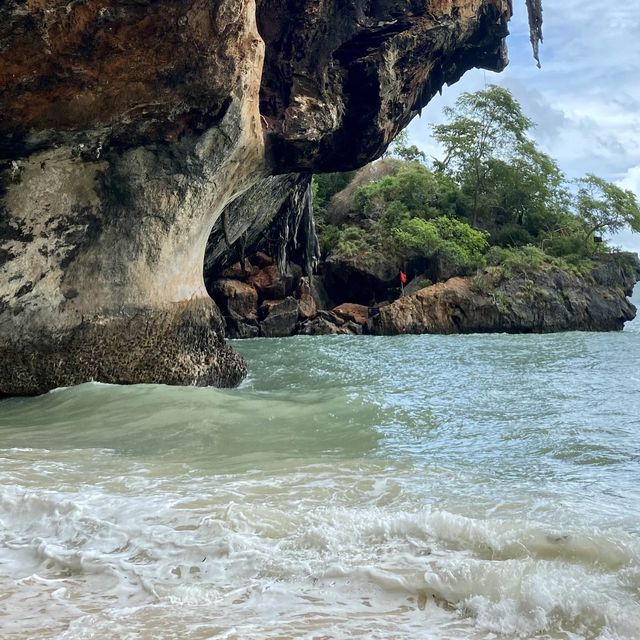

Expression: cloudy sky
xmin=408 ymin=1 xmax=640 ymax=251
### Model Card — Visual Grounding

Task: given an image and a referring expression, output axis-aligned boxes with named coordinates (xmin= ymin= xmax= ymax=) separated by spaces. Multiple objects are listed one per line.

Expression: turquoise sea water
xmin=1 ymin=292 xmax=639 ymax=639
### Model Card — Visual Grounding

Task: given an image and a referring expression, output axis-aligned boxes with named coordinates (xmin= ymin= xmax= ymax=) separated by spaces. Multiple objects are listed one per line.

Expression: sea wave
xmin=2 ymin=480 xmax=639 ymax=639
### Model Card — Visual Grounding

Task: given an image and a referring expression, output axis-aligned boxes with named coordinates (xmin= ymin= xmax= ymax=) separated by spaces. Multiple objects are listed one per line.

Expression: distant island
xmin=206 ymin=87 xmax=640 ymax=338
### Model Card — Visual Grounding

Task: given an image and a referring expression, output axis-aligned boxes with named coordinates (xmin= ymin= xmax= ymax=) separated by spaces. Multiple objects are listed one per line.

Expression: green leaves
xmin=576 ymin=174 xmax=640 ymax=238
xmin=352 ymin=162 xmax=456 ymax=220
xmin=434 ymin=86 xmax=533 ymax=171
xmin=312 ymin=86 xmax=640 ymax=284
xmin=393 ymin=216 xmax=488 ymax=272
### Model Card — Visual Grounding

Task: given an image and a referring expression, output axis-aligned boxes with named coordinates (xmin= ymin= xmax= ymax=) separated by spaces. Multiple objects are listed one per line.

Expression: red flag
xmin=399 ymin=271 xmax=407 ymax=285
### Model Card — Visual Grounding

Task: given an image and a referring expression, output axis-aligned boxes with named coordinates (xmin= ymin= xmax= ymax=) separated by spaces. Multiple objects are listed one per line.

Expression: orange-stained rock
xmin=248 ymin=264 xmax=279 ymax=288
xmin=371 ymin=278 xmax=474 ymax=335
xmin=332 ymin=303 xmax=369 ymax=326
xmin=297 ymin=277 xmax=317 ymax=320
xmin=221 ymin=261 xmax=257 ymax=281
xmin=248 ymin=264 xmax=301 ymax=300
xmin=210 ymin=279 xmax=258 ymax=321
xmin=370 ymin=261 xmax=640 ymax=336
xmin=0 ymin=0 xmax=518 ymax=395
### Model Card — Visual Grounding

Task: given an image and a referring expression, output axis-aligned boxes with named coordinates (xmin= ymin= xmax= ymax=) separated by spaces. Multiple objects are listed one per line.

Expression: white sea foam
xmin=1 ymin=475 xmax=639 ymax=640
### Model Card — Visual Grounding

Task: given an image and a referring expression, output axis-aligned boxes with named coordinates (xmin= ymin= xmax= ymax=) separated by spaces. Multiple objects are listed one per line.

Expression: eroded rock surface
xmin=1 ymin=0 xmax=516 ymax=395
xmin=371 ymin=253 xmax=640 ymax=335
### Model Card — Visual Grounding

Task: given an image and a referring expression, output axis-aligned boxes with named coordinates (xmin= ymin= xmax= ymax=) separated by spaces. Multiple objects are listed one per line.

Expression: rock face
xmin=259 ymin=0 xmax=512 ymax=172
xmin=371 ymin=253 xmax=640 ymax=335
xmin=324 ymin=253 xmax=404 ymax=305
xmin=0 ymin=0 xmax=516 ymax=395
xmin=1 ymin=300 xmax=247 ymax=397
xmin=259 ymin=297 xmax=299 ymax=337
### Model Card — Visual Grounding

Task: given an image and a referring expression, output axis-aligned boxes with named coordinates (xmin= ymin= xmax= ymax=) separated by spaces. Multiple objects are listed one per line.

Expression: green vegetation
xmin=312 ymin=85 xmax=640 ymax=282
xmin=394 ymin=217 xmax=488 ymax=272
xmin=576 ymin=174 xmax=640 ymax=243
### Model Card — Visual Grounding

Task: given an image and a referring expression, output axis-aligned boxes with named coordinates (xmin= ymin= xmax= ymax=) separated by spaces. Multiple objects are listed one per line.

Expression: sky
xmin=408 ymin=1 xmax=640 ymax=252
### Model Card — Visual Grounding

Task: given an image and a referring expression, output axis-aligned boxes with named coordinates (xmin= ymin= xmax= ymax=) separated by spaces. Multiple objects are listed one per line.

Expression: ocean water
xmin=1 ymin=293 xmax=639 ymax=639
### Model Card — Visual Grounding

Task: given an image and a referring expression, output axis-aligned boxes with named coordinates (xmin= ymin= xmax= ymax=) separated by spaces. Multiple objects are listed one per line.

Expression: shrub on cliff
xmin=312 ymin=171 xmax=356 ymax=220
xmin=352 ymin=162 xmax=458 ymax=221
xmin=335 ymin=226 xmax=373 ymax=259
xmin=485 ymin=245 xmax=591 ymax=279
xmin=394 ymin=216 xmax=488 ymax=272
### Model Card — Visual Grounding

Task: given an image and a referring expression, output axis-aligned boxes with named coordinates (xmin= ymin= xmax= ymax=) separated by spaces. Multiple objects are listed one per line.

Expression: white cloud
xmin=618 ymin=166 xmax=640 ymax=198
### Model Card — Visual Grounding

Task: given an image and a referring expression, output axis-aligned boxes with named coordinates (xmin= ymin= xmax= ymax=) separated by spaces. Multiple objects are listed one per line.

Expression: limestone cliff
xmin=370 ymin=253 xmax=640 ymax=335
xmin=0 ymin=0 xmax=519 ymax=395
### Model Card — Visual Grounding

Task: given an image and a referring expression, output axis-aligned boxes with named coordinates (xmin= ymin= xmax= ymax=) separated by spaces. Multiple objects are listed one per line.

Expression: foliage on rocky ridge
xmin=314 ymin=86 xmax=640 ymax=296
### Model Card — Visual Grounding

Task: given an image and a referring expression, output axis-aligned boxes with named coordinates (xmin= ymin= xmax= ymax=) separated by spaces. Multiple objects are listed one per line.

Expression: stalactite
xmin=300 ymin=182 xmax=321 ymax=277
xmin=222 ymin=209 xmax=232 ymax=247
xmin=275 ymin=209 xmax=290 ymax=276
xmin=273 ymin=175 xmax=320 ymax=277
xmin=525 ymin=0 xmax=543 ymax=68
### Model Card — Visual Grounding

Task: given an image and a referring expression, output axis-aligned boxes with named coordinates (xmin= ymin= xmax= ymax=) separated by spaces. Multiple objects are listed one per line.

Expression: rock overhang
xmin=258 ymin=0 xmax=514 ymax=173
xmin=0 ymin=0 xmax=540 ymax=395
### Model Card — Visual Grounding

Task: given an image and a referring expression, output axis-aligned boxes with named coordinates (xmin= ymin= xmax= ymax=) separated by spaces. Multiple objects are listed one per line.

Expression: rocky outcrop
xmin=1 ymin=299 xmax=246 ymax=397
xmin=208 ymin=251 xmax=372 ymax=337
xmin=0 ymin=0 xmax=518 ymax=395
xmin=208 ymin=250 xmax=640 ymax=339
xmin=370 ymin=253 xmax=640 ymax=335
xmin=259 ymin=0 xmax=515 ymax=172
xmin=324 ymin=253 xmax=403 ymax=305
xmin=332 ymin=303 xmax=370 ymax=326
xmin=208 ymin=255 xmax=321 ymax=338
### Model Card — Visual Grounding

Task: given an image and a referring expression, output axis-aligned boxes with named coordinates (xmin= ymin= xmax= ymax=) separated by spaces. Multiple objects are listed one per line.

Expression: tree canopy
xmin=312 ymin=86 xmax=640 ymax=281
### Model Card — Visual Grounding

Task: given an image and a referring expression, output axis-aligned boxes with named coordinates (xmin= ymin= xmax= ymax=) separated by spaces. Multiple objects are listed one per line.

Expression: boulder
xmin=297 ymin=277 xmax=318 ymax=320
xmin=332 ymin=303 xmax=369 ymax=326
xmin=317 ymin=310 xmax=345 ymax=326
xmin=248 ymin=265 xmax=281 ymax=297
xmin=344 ymin=321 xmax=364 ymax=335
xmin=220 ymin=261 xmax=257 ymax=281
xmin=260 ymin=297 xmax=299 ymax=337
xmin=225 ymin=313 xmax=260 ymax=339
xmin=299 ymin=317 xmax=352 ymax=335
xmin=253 ymin=251 xmax=275 ymax=268
xmin=248 ymin=264 xmax=299 ymax=301
xmin=210 ymin=279 xmax=258 ymax=321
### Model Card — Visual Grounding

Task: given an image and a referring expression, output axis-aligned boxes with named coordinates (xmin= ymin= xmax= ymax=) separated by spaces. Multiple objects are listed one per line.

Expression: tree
xmin=433 ymin=85 xmax=534 ymax=227
xmin=352 ymin=162 xmax=458 ymax=221
xmin=479 ymin=143 xmax=569 ymax=238
xmin=313 ymin=171 xmax=356 ymax=218
xmin=393 ymin=216 xmax=488 ymax=272
xmin=385 ymin=130 xmax=427 ymax=163
xmin=575 ymin=174 xmax=640 ymax=245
